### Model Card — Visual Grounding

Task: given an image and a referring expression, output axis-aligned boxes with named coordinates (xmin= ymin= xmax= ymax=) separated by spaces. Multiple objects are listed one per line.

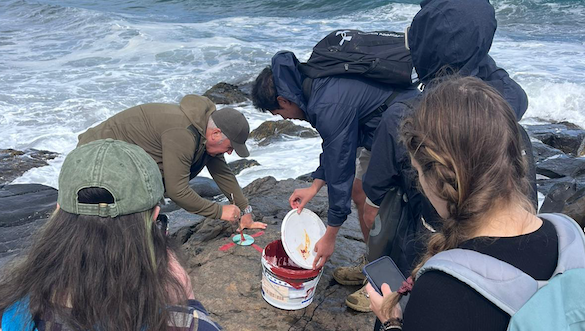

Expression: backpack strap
xmin=417 ymin=248 xmax=537 ymax=316
xmin=358 ymin=91 xmax=399 ymax=128
xmin=539 ymin=213 xmax=585 ymax=275
xmin=417 ymin=213 xmax=585 ymax=316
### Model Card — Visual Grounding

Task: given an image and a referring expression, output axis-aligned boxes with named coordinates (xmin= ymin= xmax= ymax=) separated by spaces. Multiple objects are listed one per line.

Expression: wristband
xmin=383 ymin=318 xmax=403 ymax=331
xmin=242 ymin=205 xmax=253 ymax=215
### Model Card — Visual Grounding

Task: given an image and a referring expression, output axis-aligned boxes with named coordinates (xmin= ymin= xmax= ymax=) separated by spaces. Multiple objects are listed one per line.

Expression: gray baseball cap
xmin=211 ymin=107 xmax=250 ymax=157
xmin=58 ymin=139 xmax=164 ymax=217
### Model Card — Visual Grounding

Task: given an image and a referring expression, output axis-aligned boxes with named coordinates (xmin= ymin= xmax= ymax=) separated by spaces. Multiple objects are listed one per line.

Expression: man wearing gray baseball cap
xmin=78 ymin=94 xmax=266 ymax=231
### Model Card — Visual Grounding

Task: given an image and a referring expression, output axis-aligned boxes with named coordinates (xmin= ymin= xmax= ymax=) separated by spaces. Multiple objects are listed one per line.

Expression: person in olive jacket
xmin=78 ymin=94 xmax=266 ymax=230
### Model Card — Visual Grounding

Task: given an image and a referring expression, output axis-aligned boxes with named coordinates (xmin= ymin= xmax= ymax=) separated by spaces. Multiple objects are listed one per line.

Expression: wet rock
xmin=167 ymin=209 xmax=206 ymax=244
xmin=0 ymin=184 xmax=57 ymax=267
xmin=161 ymin=177 xmax=223 ymax=213
xmin=243 ymin=176 xmax=328 ymax=220
xmin=536 ymin=176 xmax=585 ymax=199
xmin=535 ymin=155 xmax=585 ymax=179
xmin=526 ymin=122 xmax=585 ymax=156
xmin=296 ymin=172 xmax=314 ymax=182
xmin=237 ymin=81 xmax=254 ymax=98
xmin=563 ymin=187 xmax=585 ymax=228
xmin=203 ymin=82 xmax=249 ymax=105
xmin=540 ymin=182 xmax=585 ymax=229
xmin=553 ymin=121 xmax=583 ymax=130
xmin=0 ymin=184 xmax=57 ymax=227
xmin=531 ymin=139 xmax=564 ymax=163
xmin=540 ymin=181 xmax=578 ymax=213
xmin=0 ymin=149 xmax=59 ymax=185
xmin=190 ymin=177 xmax=223 ymax=197
xmin=250 ymin=120 xmax=319 ymax=146
xmin=228 ymin=159 xmax=260 ymax=175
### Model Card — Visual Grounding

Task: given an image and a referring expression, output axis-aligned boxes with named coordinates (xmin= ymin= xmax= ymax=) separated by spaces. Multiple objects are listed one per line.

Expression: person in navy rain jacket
xmin=251 ymin=51 xmax=419 ymax=273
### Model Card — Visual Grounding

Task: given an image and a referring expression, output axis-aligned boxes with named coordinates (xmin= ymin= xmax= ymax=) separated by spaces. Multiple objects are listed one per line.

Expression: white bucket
xmin=261 ymin=239 xmax=323 ymax=310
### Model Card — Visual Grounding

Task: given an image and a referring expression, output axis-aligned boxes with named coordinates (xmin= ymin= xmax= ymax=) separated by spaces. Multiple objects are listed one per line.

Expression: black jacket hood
xmin=409 ymin=0 xmax=497 ymax=83
xmin=271 ymin=51 xmax=308 ymax=113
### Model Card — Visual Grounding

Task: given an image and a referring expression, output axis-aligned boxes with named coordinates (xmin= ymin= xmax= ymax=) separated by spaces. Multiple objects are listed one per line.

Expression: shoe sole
xmin=332 ymin=273 xmax=366 ymax=286
xmin=345 ymin=298 xmax=372 ymax=313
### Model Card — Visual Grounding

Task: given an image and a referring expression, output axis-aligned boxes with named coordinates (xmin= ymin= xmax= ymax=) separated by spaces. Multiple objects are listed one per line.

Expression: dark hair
xmin=0 ymin=187 xmax=188 ymax=331
xmin=382 ymin=76 xmax=533 ymax=314
xmin=251 ymin=66 xmax=280 ymax=112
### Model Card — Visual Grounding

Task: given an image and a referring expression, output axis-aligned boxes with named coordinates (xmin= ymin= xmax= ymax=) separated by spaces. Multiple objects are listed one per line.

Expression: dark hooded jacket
xmin=364 ymin=0 xmax=530 ymax=208
xmin=410 ymin=0 xmax=528 ymax=119
xmin=271 ymin=51 xmax=419 ymax=227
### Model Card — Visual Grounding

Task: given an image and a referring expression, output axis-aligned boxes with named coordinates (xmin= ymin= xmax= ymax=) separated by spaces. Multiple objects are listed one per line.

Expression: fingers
xmin=312 ymin=241 xmax=320 ymax=269
xmin=251 ymin=221 xmax=268 ymax=229
xmin=289 ymin=188 xmax=310 ymax=213
xmin=312 ymin=253 xmax=322 ymax=269
xmin=289 ymin=192 xmax=299 ymax=209
xmin=221 ymin=205 xmax=241 ymax=223
xmin=380 ymin=283 xmax=393 ymax=296
xmin=297 ymin=199 xmax=307 ymax=214
xmin=365 ymin=283 xmax=377 ymax=298
xmin=314 ymin=255 xmax=326 ymax=269
xmin=241 ymin=222 xmax=268 ymax=230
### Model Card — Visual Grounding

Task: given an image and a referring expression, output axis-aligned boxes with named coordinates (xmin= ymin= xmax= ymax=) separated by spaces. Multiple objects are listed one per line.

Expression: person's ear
xmin=277 ymin=96 xmax=289 ymax=108
xmin=152 ymin=205 xmax=161 ymax=222
xmin=209 ymin=128 xmax=222 ymax=142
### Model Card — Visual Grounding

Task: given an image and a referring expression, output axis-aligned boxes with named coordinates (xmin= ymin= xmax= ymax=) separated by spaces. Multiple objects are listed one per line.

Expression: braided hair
xmin=382 ymin=76 xmax=533 ymax=315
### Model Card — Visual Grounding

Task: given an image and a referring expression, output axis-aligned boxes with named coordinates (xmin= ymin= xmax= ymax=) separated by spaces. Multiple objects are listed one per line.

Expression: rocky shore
xmin=1 ymin=82 xmax=584 ymax=330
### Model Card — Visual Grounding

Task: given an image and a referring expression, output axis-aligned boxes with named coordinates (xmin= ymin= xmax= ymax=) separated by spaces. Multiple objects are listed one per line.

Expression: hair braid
xmin=379 ymin=76 xmax=535 ymax=320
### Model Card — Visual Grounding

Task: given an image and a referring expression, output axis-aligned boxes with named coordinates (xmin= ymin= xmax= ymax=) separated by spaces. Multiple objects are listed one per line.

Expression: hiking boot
xmin=345 ymin=284 xmax=372 ymax=312
xmin=333 ymin=255 xmax=367 ymax=286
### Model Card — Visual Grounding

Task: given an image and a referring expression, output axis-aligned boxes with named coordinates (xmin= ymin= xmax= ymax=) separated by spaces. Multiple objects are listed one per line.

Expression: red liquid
xmin=263 ymin=240 xmax=321 ymax=280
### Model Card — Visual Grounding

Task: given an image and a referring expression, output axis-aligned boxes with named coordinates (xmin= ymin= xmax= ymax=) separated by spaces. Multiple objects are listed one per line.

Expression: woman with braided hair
xmin=366 ymin=76 xmax=557 ymax=330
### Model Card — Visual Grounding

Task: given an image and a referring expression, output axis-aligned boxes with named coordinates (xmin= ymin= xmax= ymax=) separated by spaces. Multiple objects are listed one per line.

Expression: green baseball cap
xmin=58 ymin=139 xmax=164 ymax=217
xmin=211 ymin=107 xmax=250 ymax=157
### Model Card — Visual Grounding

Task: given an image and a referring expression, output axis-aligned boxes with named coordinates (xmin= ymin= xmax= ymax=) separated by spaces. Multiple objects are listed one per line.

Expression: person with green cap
xmin=78 ymin=94 xmax=266 ymax=231
xmin=0 ymin=139 xmax=222 ymax=330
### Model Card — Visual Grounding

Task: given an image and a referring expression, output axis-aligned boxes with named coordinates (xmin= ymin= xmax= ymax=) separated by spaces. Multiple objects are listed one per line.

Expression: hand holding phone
xmin=363 ymin=256 xmax=409 ymax=311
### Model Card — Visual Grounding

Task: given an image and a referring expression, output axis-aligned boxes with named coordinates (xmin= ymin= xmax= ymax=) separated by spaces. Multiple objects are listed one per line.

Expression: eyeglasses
xmin=156 ymin=213 xmax=169 ymax=236
xmin=405 ymin=25 xmax=411 ymax=51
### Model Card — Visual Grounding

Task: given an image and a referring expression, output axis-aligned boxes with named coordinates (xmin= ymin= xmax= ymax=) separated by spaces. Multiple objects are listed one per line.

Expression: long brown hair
xmin=383 ymin=76 xmax=533 ymax=315
xmin=0 ymin=188 xmax=188 ymax=331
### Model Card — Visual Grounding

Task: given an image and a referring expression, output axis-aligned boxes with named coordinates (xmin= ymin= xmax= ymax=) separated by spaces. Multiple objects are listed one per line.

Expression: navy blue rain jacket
xmin=364 ymin=0 xmax=530 ymax=206
xmin=271 ymin=51 xmax=419 ymax=227
xmin=409 ymin=0 xmax=528 ymax=119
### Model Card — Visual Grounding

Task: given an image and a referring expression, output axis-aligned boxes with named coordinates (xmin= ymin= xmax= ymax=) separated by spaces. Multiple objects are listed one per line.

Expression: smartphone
xmin=363 ymin=256 xmax=409 ymax=311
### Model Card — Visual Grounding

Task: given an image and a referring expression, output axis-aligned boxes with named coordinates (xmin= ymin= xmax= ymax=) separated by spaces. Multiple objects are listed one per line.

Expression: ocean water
xmin=1 ymin=0 xmax=584 ymax=189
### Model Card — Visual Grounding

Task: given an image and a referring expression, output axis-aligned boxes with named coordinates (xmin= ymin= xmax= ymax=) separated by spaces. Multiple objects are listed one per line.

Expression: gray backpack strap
xmin=538 ymin=213 xmax=585 ymax=273
xmin=417 ymin=213 xmax=585 ymax=316
xmin=417 ymin=249 xmax=537 ymax=316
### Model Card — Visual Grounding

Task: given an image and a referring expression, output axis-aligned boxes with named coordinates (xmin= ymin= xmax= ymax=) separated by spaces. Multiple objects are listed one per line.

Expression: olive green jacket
xmin=78 ymin=95 xmax=248 ymax=218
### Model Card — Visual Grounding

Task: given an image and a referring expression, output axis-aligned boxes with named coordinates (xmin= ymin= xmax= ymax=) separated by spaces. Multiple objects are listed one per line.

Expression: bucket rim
xmin=262 ymin=240 xmax=322 ymax=279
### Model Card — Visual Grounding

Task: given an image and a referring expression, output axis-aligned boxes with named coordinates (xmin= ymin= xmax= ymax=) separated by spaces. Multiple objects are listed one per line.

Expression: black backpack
xmin=297 ymin=29 xmax=418 ymax=88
